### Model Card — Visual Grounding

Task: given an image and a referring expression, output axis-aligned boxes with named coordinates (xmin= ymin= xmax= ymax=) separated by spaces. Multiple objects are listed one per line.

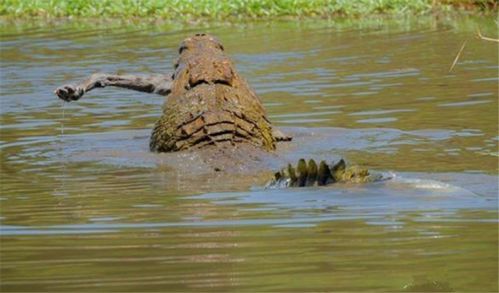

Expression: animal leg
xmin=54 ymin=73 xmax=173 ymax=102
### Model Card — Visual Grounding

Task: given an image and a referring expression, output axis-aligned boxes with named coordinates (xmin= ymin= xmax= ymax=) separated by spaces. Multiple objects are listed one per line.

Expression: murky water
xmin=1 ymin=16 xmax=498 ymax=292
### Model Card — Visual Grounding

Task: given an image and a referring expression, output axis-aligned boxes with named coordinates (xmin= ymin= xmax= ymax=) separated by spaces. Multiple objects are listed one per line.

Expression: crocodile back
xmin=150 ymin=34 xmax=275 ymax=152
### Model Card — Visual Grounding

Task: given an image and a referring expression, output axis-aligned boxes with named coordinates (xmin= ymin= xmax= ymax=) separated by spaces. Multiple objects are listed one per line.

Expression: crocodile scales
xmin=150 ymin=34 xmax=275 ymax=151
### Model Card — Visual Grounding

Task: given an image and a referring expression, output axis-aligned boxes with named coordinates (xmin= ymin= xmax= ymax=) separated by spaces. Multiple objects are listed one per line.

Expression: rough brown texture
xmin=150 ymin=34 xmax=275 ymax=152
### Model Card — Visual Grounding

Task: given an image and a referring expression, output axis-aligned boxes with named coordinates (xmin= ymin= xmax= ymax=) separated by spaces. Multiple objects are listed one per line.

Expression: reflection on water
xmin=1 ymin=15 xmax=498 ymax=292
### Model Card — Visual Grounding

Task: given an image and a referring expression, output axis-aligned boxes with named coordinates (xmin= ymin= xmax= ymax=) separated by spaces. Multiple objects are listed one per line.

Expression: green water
xmin=0 ymin=16 xmax=498 ymax=291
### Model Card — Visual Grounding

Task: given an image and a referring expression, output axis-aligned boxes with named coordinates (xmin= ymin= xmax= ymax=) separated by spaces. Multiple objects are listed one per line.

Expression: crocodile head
xmin=171 ymin=33 xmax=235 ymax=94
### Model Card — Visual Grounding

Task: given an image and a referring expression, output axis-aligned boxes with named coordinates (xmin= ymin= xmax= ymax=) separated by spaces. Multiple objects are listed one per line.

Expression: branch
xmin=449 ymin=40 xmax=467 ymax=73
xmin=476 ymin=28 xmax=499 ymax=43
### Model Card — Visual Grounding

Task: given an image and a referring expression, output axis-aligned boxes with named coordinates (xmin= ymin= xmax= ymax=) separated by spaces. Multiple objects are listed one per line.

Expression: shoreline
xmin=1 ymin=13 xmax=496 ymax=40
xmin=0 ymin=0 xmax=496 ymax=21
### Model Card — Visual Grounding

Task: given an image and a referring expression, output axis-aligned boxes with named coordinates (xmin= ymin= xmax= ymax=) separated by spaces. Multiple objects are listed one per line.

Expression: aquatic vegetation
xmin=0 ymin=0 xmax=495 ymax=19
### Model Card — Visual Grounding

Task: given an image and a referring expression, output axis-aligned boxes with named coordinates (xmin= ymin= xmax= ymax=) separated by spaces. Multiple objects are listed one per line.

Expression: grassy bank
xmin=0 ymin=0 xmax=496 ymax=20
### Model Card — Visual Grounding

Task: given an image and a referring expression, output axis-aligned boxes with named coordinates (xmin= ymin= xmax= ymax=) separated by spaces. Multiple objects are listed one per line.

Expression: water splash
xmin=387 ymin=172 xmax=478 ymax=197
xmin=54 ymin=100 xmax=68 ymax=197
xmin=60 ymin=100 xmax=65 ymax=135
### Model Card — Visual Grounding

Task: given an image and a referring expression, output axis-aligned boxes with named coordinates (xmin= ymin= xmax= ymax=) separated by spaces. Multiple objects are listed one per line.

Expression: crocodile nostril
xmin=195 ymin=33 xmax=206 ymax=37
xmin=179 ymin=45 xmax=187 ymax=54
xmin=213 ymin=80 xmax=230 ymax=86
xmin=189 ymin=79 xmax=231 ymax=88
xmin=189 ymin=80 xmax=209 ymax=88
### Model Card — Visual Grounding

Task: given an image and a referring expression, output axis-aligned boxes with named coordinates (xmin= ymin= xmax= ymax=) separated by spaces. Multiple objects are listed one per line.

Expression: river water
xmin=1 ymin=16 xmax=497 ymax=291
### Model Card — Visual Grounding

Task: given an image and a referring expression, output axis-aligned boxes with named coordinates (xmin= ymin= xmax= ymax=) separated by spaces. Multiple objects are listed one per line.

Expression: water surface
xmin=1 ymin=16 xmax=498 ymax=292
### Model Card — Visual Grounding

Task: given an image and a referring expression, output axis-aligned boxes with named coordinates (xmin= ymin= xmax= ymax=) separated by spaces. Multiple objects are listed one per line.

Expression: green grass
xmin=0 ymin=0 xmax=496 ymax=19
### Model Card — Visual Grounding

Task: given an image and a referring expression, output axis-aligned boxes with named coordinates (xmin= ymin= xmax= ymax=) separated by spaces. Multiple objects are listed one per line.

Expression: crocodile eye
xmin=218 ymin=44 xmax=224 ymax=51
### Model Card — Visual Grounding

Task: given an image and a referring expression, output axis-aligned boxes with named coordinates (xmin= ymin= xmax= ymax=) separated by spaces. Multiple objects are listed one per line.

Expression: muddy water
xmin=1 ymin=16 xmax=498 ymax=291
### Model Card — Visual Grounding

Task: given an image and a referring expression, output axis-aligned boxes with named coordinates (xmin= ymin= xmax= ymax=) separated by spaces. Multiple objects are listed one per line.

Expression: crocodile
xmin=54 ymin=33 xmax=383 ymax=187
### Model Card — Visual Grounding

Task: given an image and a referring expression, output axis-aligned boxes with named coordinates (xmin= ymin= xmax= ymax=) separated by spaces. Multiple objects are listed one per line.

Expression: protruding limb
xmin=54 ymin=73 xmax=173 ymax=102
xmin=272 ymin=128 xmax=292 ymax=141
